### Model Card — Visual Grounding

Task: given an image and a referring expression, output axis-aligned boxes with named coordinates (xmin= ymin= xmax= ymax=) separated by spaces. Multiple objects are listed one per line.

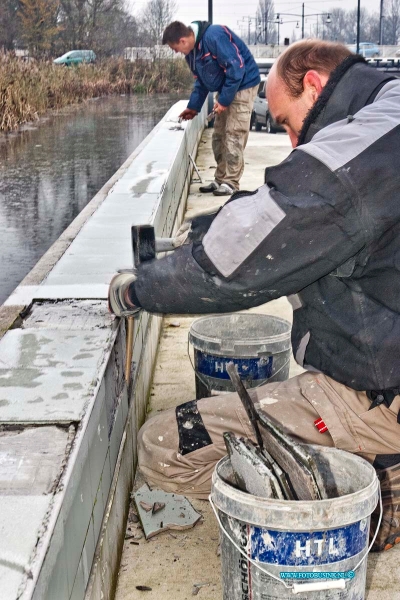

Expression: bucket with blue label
xmin=210 ymin=446 xmax=380 ymax=600
xmin=189 ymin=314 xmax=291 ymax=399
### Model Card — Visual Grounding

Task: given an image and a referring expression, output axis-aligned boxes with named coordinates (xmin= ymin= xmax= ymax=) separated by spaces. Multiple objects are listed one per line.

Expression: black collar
xmin=297 ymin=55 xmax=394 ymax=146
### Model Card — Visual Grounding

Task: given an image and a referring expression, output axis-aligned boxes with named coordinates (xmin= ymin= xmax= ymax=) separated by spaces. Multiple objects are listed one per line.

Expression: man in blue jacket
xmin=162 ymin=21 xmax=260 ymax=196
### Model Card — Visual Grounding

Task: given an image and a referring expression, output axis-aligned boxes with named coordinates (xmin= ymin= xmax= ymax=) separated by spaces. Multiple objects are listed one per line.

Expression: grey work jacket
xmin=130 ymin=57 xmax=400 ymax=392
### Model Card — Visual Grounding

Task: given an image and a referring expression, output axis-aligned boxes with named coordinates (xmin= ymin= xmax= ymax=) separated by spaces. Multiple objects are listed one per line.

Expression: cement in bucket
xmin=210 ymin=446 xmax=380 ymax=600
xmin=188 ymin=314 xmax=292 ymax=398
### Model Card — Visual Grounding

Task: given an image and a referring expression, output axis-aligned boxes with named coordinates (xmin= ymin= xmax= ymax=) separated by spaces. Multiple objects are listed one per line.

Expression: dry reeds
xmin=0 ymin=54 xmax=192 ymax=132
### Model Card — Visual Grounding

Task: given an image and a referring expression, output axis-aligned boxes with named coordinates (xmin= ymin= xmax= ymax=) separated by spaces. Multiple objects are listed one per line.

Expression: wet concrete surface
xmin=0 ymin=94 xmax=179 ymax=305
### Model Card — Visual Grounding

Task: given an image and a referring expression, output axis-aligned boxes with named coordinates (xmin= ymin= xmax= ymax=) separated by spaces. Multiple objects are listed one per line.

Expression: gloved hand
xmin=108 ymin=270 xmax=142 ymax=317
xmin=179 ymin=108 xmax=198 ymax=121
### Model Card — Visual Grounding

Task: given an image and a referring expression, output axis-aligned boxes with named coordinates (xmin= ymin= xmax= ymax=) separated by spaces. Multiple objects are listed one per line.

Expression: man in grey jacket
xmin=109 ymin=40 xmax=400 ymax=551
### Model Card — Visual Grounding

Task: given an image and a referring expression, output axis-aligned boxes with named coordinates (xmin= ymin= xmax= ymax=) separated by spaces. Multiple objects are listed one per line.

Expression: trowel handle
xmin=226 ymin=362 xmax=264 ymax=450
xmin=155 ymin=237 xmax=176 ymax=252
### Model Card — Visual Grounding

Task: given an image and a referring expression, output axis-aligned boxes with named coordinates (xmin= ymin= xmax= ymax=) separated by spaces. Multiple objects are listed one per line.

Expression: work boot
xmin=199 ymin=181 xmax=219 ymax=193
xmin=370 ymin=456 xmax=400 ymax=551
xmin=213 ymin=183 xmax=235 ymax=196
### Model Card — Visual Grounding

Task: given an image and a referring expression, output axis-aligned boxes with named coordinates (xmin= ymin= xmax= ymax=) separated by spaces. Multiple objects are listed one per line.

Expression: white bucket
xmin=210 ymin=446 xmax=380 ymax=599
xmin=189 ymin=314 xmax=292 ymax=398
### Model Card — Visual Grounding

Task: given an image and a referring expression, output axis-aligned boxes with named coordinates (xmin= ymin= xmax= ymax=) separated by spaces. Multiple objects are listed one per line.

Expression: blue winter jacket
xmin=186 ymin=23 xmax=260 ymax=112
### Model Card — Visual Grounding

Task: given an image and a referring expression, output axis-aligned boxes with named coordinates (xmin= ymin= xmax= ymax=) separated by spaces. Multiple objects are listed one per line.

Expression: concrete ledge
xmin=0 ymin=101 xmax=206 ymax=600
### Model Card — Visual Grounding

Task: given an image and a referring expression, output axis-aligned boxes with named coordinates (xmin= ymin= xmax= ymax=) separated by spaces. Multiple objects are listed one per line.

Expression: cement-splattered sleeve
xmin=128 ymin=148 xmax=367 ymax=315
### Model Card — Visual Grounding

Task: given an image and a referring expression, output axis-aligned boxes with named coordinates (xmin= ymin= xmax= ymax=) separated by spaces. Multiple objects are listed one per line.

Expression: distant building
xmin=124 ymin=46 xmax=176 ymax=61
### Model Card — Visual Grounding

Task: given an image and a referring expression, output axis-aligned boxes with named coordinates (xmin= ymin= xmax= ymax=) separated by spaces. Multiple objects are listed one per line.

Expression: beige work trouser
xmin=138 ymin=371 xmax=400 ymax=550
xmin=213 ymin=85 xmax=258 ymax=190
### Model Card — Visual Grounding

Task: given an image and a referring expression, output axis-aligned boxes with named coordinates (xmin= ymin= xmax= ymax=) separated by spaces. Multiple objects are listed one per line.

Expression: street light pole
xmin=379 ymin=0 xmax=384 ymax=45
xmin=207 ymin=0 xmax=213 ymax=126
xmin=356 ymin=0 xmax=360 ymax=54
xmin=277 ymin=8 xmax=330 ymax=41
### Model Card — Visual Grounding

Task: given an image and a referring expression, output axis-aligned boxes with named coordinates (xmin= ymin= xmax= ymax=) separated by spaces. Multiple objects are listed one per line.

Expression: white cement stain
xmin=259 ymin=397 xmax=279 ymax=406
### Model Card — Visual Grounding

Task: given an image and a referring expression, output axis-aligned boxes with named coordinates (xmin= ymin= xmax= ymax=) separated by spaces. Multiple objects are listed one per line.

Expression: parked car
xmin=347 ymin=42 xmax=380 ymax=58
xmin=53 ymin=50 xmax=96 ymax=66
xmin=250 ymin=78 xmax=285 ymax=133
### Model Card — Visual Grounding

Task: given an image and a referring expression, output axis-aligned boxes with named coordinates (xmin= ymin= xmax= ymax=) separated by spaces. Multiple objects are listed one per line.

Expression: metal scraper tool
xmin=226 ymin=362 xmax=327 ymax=501
xmin=257 ymin=409 xmax=328 ymax=500
xmin=224 ymin=432 xmax=284 ymax=499
xmin=257 ymin=447 xmax=296 ymax=500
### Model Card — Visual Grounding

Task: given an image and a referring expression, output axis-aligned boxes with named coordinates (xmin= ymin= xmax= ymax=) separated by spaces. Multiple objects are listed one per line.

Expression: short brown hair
xmin=277 ymin=40 xmax=352 ymax=97
xmin=162 ymin=21 xmax=192 ymax=44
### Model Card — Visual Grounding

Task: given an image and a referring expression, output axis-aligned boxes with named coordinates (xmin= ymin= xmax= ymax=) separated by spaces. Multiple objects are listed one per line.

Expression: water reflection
xmin=0 ymin=94 xmax=180 ymax=304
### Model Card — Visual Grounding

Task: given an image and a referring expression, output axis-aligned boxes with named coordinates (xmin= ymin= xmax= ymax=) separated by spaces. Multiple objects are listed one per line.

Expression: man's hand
xmin=108 ymin=271 xmax=142 ymax=318
xmin=213 ymin=101 xmax=228 ymax=114
xmin=179 ymin=108 xmax=198 ymax=120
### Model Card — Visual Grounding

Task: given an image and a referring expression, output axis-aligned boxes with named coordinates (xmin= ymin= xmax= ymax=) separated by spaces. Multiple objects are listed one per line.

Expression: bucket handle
xmin=187 ymin=336 xmax=290 ymax=392
xmin=209 ymin=489 xmax=382 ymax=594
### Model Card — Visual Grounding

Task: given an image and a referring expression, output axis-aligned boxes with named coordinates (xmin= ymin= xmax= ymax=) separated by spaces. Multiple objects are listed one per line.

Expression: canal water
xmin=0 ymin=93 xmax=180 ymax=305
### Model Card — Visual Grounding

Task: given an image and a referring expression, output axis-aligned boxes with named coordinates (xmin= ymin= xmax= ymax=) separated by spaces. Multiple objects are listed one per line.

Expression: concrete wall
xmin=0 ymin=100 xmax=206 ymax=600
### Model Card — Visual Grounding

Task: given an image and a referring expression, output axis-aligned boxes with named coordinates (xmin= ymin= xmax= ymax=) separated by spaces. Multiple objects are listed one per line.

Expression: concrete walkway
xmin=114 ymin=128 xmax=400 ymax=600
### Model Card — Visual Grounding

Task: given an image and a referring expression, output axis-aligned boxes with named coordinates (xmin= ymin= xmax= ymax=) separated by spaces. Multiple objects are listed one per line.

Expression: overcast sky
xmin=130 ymin=0 xmax=383 ymax=42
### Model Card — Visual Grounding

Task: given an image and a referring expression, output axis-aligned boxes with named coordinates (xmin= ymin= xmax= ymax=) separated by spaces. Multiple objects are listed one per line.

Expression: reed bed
xmin=0 ymin=54 xmax=192 ymax=132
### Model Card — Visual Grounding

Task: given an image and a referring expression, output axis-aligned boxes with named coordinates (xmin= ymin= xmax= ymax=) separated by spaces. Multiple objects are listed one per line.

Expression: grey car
xmin=250 ymin=78 xmax=285 ymax=133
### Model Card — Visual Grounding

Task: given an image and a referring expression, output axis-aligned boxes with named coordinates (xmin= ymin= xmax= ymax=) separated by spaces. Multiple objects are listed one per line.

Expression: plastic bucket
xmin=189 ymin=314 xmax=292 ymax=399
xmin=210 ymin=447 xmax=380 ymax=600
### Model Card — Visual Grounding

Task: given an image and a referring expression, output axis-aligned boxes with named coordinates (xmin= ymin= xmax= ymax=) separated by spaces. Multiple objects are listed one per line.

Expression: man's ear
xmin=303 ymin=70 xmax=328 ymax=102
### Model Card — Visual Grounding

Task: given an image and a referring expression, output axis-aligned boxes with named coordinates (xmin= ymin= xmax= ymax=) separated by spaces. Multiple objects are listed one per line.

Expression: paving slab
xmin=0 ymin=367 xmax=98 ymax=422
xmin=0 ymin=327 xmax=111 ymax=422
xmin=23 ymin=300 xmax=113 ymax=331
xmin=0 ymin=328 xmax=109 ymax=370
xmin=4 ymin=284 xmax=110 ymax=306
xmin=0 ymin=425 xmax=70 ymax=494
xmin=0 ymin=426 xmax=72 ymax=598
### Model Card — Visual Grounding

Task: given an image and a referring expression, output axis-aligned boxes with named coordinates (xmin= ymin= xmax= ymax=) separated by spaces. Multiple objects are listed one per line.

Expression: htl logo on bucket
xmin=250 ymin=519 xmax=369 ymax=566
xmin=195 ymin=352 xmax=273 ymax=381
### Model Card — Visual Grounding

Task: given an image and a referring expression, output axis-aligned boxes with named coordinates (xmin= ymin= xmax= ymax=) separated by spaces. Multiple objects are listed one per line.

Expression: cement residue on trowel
xmin=134 ymin=484 xmax=202 ymax=539
xmin=224 ymin=432 xmax=284 ymax=499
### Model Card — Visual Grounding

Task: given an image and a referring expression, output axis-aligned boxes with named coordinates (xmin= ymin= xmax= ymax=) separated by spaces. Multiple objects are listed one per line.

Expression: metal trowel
xmin=224 ymin=432 xmax=284 ymax=499
xmin=226 ymin=362 xmax=328 ymax=501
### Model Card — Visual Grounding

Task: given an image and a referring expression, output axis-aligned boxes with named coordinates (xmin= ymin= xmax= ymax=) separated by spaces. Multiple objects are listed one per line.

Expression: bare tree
xmin=364 ymin=12 xmax=380 ymax=43
xmin=139 ymin=0 xmax=177 ymax=46
xmin=326 ymin=8 xmax=348 ymax=42
xmin=342 ymin=7 xmax=371 ymax=43
xmin=0 ymin=0 xmax=20 ymax=50
xmin=56 ymin=0 xmax=136 ymax=54
xmin=384 ymin=0 xmax=400 ymax=44
xmin=257 ymin=0 xmax=276 ymax=44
